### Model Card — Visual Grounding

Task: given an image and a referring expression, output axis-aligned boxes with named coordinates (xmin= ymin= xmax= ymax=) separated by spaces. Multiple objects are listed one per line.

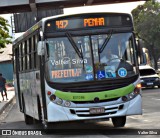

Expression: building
xmin=0 ymin=44 xmax=13 ymax=81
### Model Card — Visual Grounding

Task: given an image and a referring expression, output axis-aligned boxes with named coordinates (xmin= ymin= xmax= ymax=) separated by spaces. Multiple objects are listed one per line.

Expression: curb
xmin=0 ymin=96 xmax=15 ymax=115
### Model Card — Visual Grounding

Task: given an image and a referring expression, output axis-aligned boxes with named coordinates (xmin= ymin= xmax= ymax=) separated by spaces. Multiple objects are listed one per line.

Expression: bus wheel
xmin=111 ymin=116 xmax=126 ymax=127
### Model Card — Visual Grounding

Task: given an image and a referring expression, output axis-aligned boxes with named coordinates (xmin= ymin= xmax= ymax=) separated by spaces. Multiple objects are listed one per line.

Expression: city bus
xmin=13 ymin=12 xmax=142 ymax=129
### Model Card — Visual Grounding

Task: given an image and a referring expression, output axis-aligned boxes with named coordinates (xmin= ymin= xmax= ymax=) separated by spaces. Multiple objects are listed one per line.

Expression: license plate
xmin=147 ymin=82 xmax=153 ymax=85
xmin=89 ymin=107 xmax=105 ymax=114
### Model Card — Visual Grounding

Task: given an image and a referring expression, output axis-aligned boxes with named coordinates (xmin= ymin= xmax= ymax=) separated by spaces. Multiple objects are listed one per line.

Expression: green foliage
xmin=132 ymin=0 xmax=160 ymax=68
xmin=132 ymin=1 xmax=160 ymax=42
xmin=0 ymin=16 xmax=12 ymax=49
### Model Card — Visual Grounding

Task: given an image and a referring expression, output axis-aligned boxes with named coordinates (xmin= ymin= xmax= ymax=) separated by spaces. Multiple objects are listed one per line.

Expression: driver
xmin=100 ymin=49 xmax=119 ymax=63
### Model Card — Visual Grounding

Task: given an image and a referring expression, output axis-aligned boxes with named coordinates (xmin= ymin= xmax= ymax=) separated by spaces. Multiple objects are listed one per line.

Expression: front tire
xmin=111 ymin=116 xmax=126 ymax=127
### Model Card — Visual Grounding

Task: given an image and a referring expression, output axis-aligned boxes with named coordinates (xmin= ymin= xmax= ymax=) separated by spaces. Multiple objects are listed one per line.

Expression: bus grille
xmin=70 ymin=104 xmax=124 ymax=117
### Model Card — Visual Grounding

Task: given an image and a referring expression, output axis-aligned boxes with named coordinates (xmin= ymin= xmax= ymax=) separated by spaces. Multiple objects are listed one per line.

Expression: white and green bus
xmin=13 ymin=12 xmax=142 ymax=129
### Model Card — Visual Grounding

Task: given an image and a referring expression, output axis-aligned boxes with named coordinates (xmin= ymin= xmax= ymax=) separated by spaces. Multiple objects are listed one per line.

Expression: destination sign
xmin=55 ymin=17 xmax=105 ymax=29
xmin=45 ymin=13 xmax=132 ymax=32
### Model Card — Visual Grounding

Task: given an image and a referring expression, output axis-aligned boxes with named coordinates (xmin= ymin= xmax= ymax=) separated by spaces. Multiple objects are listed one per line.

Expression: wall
xmin=0 ymin=61 xmax=13 ymax=81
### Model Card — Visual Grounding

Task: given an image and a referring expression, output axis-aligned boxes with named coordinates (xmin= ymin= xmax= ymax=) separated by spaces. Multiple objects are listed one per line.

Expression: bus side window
xmin=29 ymin=38 xmax=32 ymax=70
xmin=26 ymin=40 xmax=29 ymax=70
xmin=22 ymin=42 xmax=25 ymax=71
xmin=36 ymin=34 xmax=41 ymax=69
xmin=34 ymin=35 xmax=37 ymax=69
xmin=32 ymin=34 xmax=40 ymax=70
xmin=18 ymin=44 xmax=21 ymax=72
xmin=31 ymin=36 xmax=34 ymax=69
xmin=14 ymin=47 xmax=18 ymax=73
xmin=24 ymin=41 xmax=27 ymax=70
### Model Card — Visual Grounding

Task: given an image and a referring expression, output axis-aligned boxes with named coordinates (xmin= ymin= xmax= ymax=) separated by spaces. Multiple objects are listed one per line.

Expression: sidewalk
xmin=0 ymin=88 xmax=15 ymax=115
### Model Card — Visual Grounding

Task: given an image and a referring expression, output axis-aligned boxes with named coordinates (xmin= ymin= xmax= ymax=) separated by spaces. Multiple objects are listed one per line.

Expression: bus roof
xmin=13 ymin=12 xmax=132 ymax=46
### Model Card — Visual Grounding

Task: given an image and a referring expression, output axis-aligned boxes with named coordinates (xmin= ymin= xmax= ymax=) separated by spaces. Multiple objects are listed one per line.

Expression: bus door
xmin=13 ymin=48 xmax=23 ymax=111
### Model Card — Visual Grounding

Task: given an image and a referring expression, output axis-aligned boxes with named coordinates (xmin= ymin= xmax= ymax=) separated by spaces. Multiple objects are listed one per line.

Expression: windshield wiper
xmin=65 ymin=32 xmax=83 ymax=59
xmin=99 ymin=30 xmax=113 ymax=53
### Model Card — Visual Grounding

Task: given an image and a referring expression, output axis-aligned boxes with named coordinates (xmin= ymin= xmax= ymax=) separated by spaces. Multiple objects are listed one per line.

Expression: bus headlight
xmin=56 ymin=98 xmax=63 ymax=105
xmin=64 ymin=101 xmax=71 ymax=107
xmin=122 ymin=84 xmax=141 ymax=102
xmin=128 ymin=92 xmax=135 ymax=99
xmin=122 ymin=96 xmax=128 ymax=102
xmin=50 ymin=94 xmax=56 ymax=101
xmin=48 ymin=92 xmax=71 ymax=106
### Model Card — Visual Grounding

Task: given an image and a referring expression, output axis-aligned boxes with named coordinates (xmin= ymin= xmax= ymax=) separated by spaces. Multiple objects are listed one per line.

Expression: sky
xmin=64 ymin=1 xmax=145 ymax=14
xmin=0 ymin=1 xmax=147 ymax=39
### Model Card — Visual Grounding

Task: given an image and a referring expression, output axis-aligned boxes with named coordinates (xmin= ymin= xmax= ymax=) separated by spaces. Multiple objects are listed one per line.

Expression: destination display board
xmin=45 ymin=13 xmax=132 ymax=32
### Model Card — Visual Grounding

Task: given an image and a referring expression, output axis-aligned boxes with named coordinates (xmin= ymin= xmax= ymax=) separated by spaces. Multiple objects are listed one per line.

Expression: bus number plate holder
xmin=89 ymin=107 xmax=105 ymax=114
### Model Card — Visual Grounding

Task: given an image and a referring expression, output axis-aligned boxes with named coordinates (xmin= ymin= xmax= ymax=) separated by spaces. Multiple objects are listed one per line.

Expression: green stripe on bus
xmin=55 ymin=84 xmax=135 ymax=101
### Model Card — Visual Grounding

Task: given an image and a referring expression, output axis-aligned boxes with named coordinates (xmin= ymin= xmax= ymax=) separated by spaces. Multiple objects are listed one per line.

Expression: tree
xmin=0 ymin=16 xmax=12 ymax=49
xmin=132 ymin=0 xmax=160 ymax=69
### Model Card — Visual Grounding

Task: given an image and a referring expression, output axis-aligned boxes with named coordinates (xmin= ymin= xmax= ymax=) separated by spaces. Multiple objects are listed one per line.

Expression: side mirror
xmin=37 ymin=41 xmax=45 ymax=55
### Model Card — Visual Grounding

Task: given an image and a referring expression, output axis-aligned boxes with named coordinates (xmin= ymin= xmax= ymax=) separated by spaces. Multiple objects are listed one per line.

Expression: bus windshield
xmin=45 ymin=33 xmax=137 ymax=83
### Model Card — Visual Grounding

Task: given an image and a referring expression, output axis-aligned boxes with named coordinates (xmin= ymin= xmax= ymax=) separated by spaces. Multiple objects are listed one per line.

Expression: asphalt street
xmin=0 ymin=87 xmax=160 ymax=138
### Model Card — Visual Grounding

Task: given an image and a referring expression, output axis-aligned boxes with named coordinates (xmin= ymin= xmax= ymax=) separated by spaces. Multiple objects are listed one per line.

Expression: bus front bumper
xmin=47 ymin=94 xmax=142 ymax=122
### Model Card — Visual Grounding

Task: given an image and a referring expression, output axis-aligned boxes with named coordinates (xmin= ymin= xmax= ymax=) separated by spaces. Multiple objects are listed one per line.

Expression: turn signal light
xmin=134 ymin=83 xmax=141 ymax=94
xmin=136 ymin=83 xmax=142 ymax=89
